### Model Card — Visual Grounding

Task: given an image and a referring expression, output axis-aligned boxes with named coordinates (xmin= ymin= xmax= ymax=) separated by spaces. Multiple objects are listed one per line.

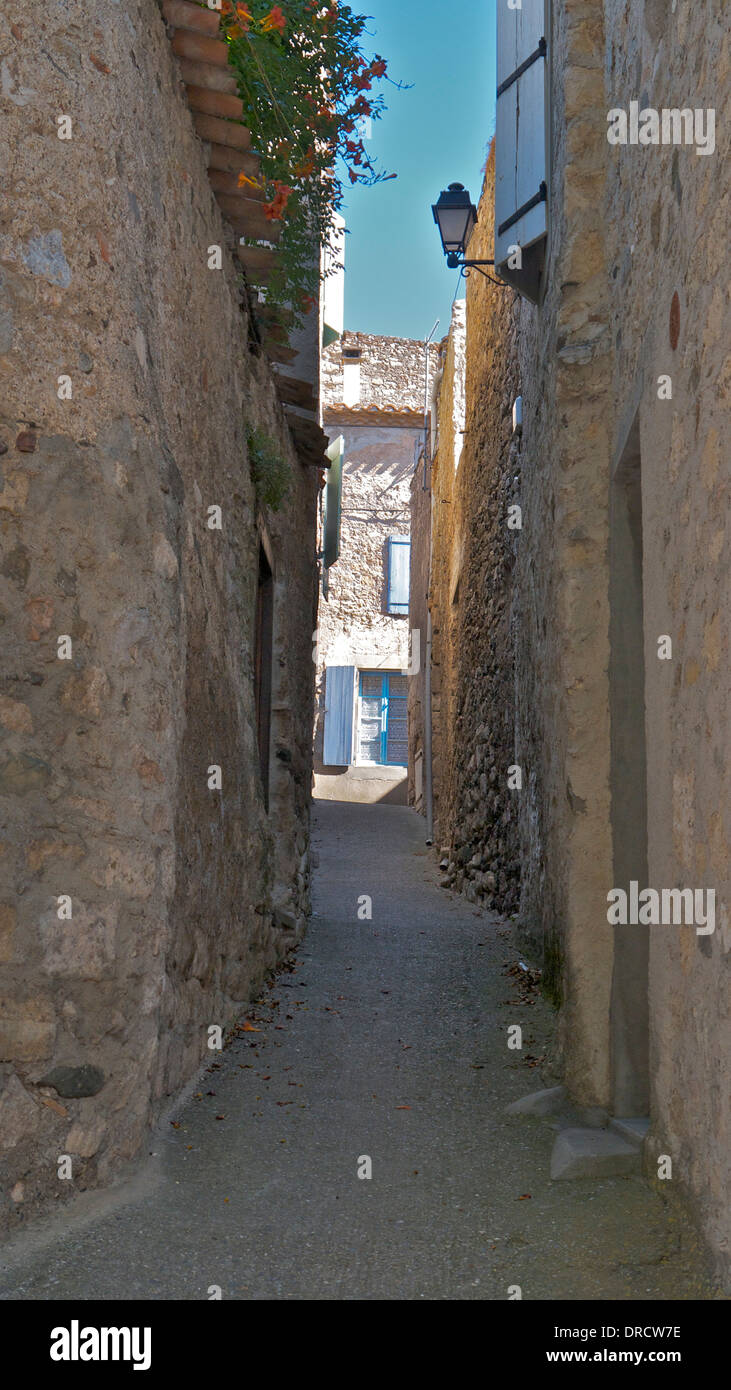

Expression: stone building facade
xmin=0 ymin=0 xmax=320 ymax=1232
xmin=412 ymin=1 xmax=729 ymax=1281
xmin=314 ymin=333 xmax=439 ymax=804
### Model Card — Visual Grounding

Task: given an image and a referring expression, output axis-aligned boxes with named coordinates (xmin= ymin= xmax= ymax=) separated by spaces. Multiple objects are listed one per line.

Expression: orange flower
xmin=235 ymin=2 xmax=253 ymax=26
xmin=261 ymin=5 xmax=287 ymax=33
xmin=293 ymin=148 xmax=316 ymax=177
xmin=263 ymin=181 xmax=292 ymax=219
xmin=238 ymin=172 xmax=264 ymax=189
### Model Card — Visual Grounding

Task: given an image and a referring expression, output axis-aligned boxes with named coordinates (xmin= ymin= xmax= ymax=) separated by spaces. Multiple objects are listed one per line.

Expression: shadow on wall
xmin=313 ymin=766 xmax=408 ymax=805
xmin=314 ymin=787 xmax=408 ymax=806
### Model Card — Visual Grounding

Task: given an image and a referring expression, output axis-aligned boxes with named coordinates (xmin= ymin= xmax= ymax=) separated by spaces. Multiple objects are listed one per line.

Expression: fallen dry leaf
xmin=40 ymin=1096 xmax=68 ymax=1118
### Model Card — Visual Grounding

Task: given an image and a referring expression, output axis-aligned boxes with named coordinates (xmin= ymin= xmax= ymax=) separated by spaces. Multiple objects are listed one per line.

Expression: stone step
xmin=609 ymin=1116 xmax=650 ymax=1149
xmin=505 ymin=1085 xmax=568 ymax=1117
xmin=550 ymin=1127 xmax=641 ymax=1181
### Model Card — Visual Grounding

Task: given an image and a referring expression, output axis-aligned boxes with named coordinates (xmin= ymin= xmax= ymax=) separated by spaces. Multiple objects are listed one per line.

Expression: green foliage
xmin=219 ymin=1 xmax=399 ymax=324
xmin=247 ymin=424 xmax=291 ymax=511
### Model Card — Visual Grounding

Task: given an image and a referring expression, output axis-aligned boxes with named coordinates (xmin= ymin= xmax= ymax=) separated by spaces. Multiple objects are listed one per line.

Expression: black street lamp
xmin=431 ymin=182 xmax=499 ymax=280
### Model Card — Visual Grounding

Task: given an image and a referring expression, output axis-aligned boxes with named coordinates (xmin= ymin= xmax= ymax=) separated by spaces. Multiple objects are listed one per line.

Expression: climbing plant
xmin=218 ymin=1 xmax=399 ymax=323
xmin=247 ymin=424 xmax=292 ymax=510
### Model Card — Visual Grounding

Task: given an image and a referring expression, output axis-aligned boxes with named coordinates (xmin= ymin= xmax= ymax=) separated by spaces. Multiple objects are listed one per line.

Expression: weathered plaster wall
xmin=0 ymin=0 xmax=317 ymax=1231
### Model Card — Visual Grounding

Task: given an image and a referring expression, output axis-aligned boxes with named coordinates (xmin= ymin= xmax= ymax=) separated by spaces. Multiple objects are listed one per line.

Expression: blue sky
xmin=339 ymin=0 xmax=497 ymax=342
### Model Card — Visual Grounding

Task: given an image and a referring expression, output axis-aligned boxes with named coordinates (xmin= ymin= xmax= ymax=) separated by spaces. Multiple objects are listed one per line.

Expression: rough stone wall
xmin=514 ymin=0 xmax=729 ymax=1276
xmin=0 ymin=0 xmax=317 ymax=1232
xmin=436 ymin=159 xmax=521 ymax=915
xmin=407 ymin=460 xmax=430 ymax=811
xmin=412 ymin=154 xmax=521 ymax=915
xmin=601 ymin=0 xmax=729 ymax=1281
xmin=424 ymin=314 xmax=460 ymax=848
xmin=410 ymin=0 xmax=729 ymax=1278
xmin=321 ymin=332 xmax=438 ymax=411
xmin=513 ymin=0 xmax=615 ymax=1108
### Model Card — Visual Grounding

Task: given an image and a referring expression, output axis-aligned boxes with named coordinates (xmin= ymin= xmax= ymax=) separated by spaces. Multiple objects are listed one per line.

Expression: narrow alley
xmin=0 ymin=803 xmax=710 ymax=1302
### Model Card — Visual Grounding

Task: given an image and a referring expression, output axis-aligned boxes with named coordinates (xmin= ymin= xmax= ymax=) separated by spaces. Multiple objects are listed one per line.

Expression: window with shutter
xmin=495 ymin=0 xmax=550 ymax=303
xmin=323 ymin=665 xmax=355 ymax=765
xmin=357 ymin=672 xmax=408 ymax=767
xmin=387 ymin=536 xmax=410 ymax=615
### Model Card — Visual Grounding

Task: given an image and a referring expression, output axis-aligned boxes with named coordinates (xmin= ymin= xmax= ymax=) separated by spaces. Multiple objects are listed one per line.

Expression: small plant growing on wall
xmin=247 ymin=424 xmax=291 ymax=511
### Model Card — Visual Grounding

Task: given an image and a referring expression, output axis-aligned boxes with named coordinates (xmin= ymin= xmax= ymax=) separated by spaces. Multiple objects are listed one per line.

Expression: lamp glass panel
xmin=437 ymin=205 xmax=472 ymax=252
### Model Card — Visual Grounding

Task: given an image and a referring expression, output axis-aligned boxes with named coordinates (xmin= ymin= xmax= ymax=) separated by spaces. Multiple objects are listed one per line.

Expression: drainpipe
xmin=424 ymin=607 xmax=433 ymax=846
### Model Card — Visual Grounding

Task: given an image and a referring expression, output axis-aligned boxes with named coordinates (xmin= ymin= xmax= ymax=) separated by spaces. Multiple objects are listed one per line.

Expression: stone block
xmin=0 ymin=1074 xmax=41 ymax=1149
xmin=0 ymin=903 xmax=15 ymax=962
xmin=39 ymin=1064 xmax=105 ymax=1098
xmin=0 ymin=695 xmax=33 ymax=734
xmin=550 ymin=1127 xmax=641 ymax=1181
xmin=505 ymin=1085 xmax=567 ymax=1117
xmin=0 ymin=753 xmax=52 ymax=797
xmin=0 ymin=996 xmax=55 ymax=1061
xmin=39 ymin=904 xmax=116 ymax=979
xmin=59 ymin=667 xmax=110 ymax=720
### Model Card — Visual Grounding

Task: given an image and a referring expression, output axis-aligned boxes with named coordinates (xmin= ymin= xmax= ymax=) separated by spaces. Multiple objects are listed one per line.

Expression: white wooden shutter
xmin=323 ymin=665 xmax=354 ymax=765
xmin=495 ymin=0 xmax=549 ymax=300
xmin=387 ymin=537 xmax=410 ymax=614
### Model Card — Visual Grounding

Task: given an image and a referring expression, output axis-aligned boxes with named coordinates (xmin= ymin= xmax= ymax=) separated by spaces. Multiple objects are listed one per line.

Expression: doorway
xmin=608 ymin=413 xmax=650 ymax=1117
xmin=254 ymin=541 xmax=274 ymax=810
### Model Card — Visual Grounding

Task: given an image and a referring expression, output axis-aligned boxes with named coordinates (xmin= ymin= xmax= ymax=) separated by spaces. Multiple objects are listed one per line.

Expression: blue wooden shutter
xmin=387 ymin=537 xmax=410 ymax=614
xmin=323 ymin=665 xmax=354 ymax=764
xmin=495 ymin=0 xmax=549 ymax=302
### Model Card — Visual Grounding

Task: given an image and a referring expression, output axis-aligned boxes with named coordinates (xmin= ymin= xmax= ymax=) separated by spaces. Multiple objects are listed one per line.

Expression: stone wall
xmin=0 ymin=0 xmax=318 ymax=1231
xmin=600 ymin=0 xmax=729 ymax=1281
xmin=409 ymin=151 xmax=521 ymax=915
xmin=512 ymin=0 xmax=615 ymax=1109
xmin=411 ymin=0 xmax=729 ymax=1280
xmin=321 ymin=331 xmax=437 ymax=413
xmin=515 ymin=0 xmax=729 ymax=1274
xmin=407 ymin=460 xmax=430 ymax=814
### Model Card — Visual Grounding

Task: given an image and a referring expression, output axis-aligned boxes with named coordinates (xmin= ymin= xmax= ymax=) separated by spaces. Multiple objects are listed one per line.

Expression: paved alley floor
xmin=0 ymin=802 xmax=713 ymax=1301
